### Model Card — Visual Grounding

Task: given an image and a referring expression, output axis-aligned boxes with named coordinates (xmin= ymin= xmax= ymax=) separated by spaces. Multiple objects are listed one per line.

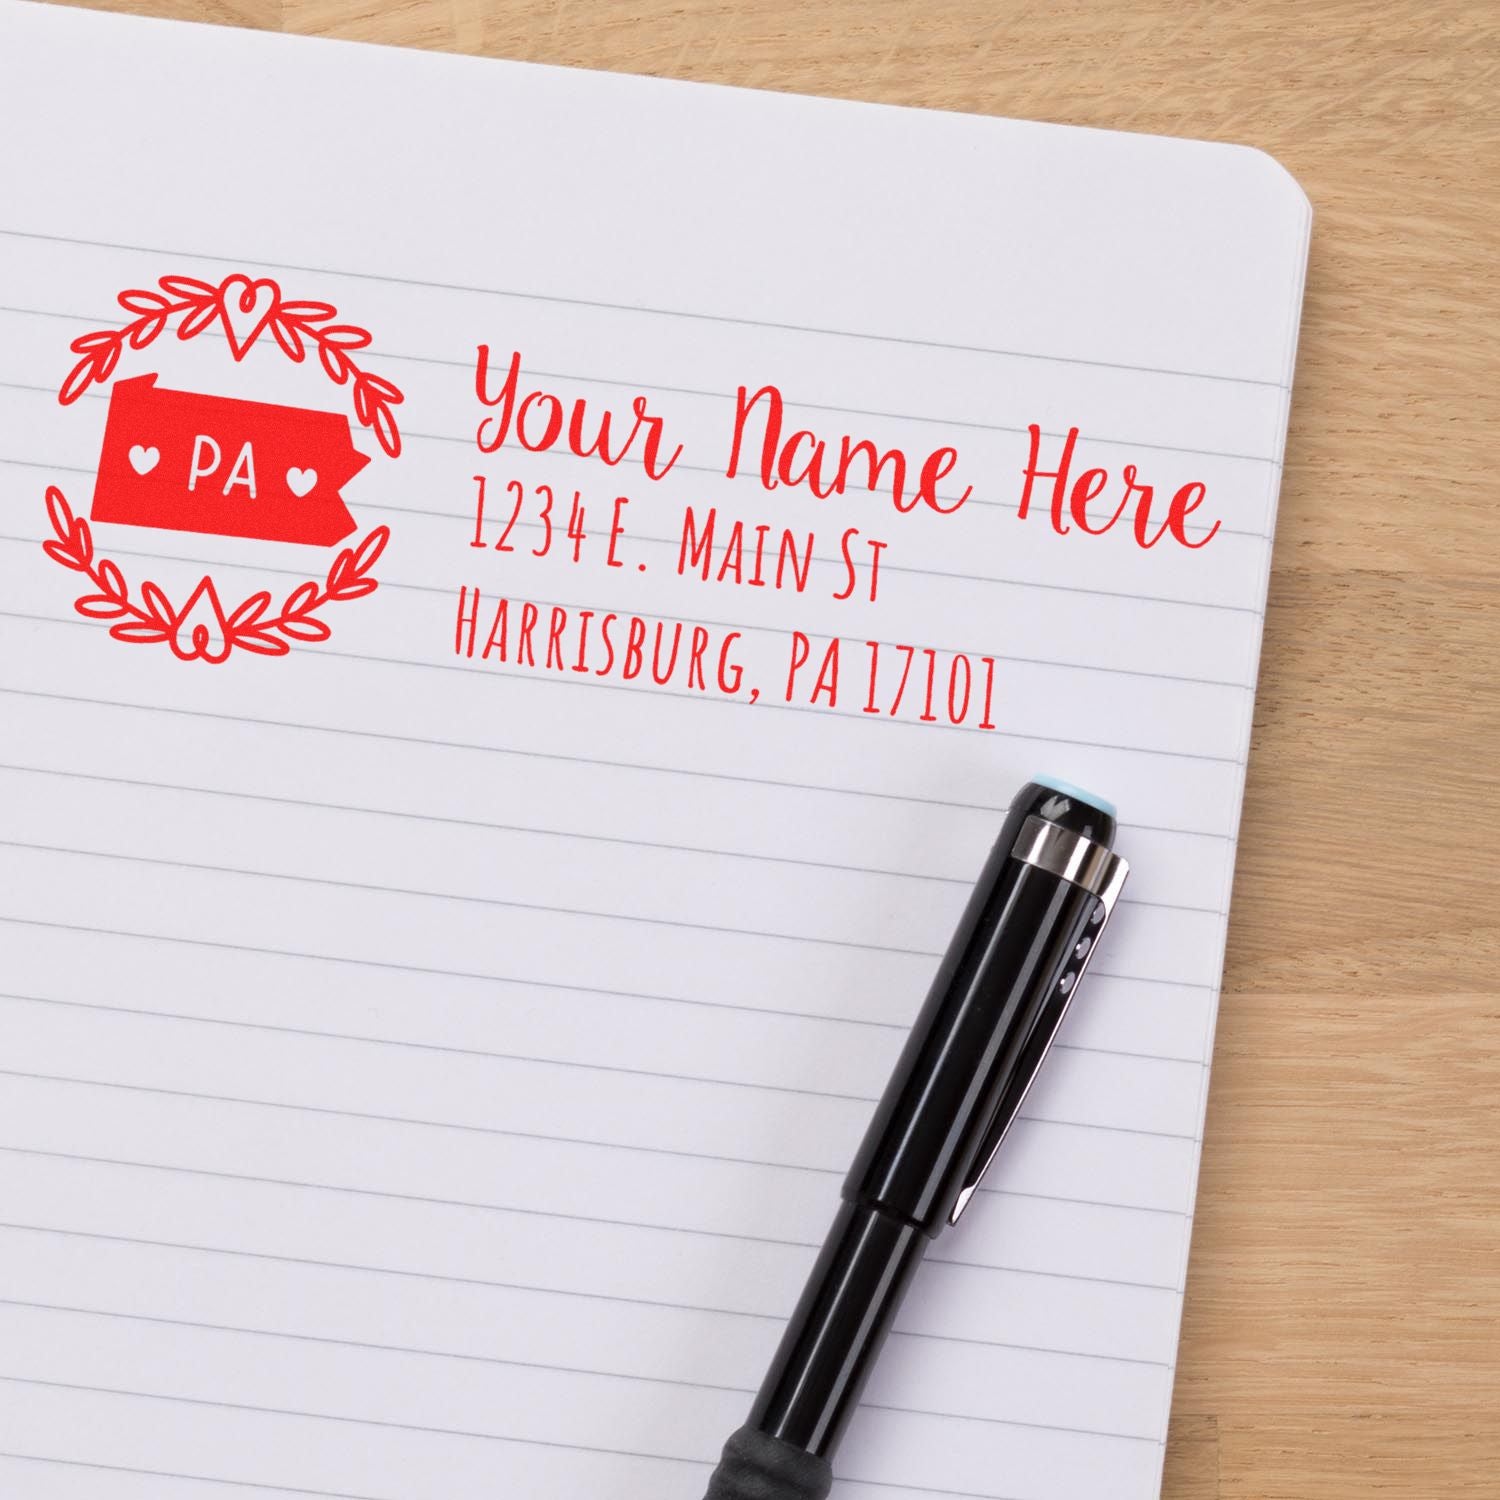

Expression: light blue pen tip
xmin=1030 ymin=773 xmax=1116 ymax=818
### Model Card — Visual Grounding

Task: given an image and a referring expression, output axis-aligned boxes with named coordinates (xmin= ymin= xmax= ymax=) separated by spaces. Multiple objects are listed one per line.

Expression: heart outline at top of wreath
xmin=218 ymin=275 xmax=282 ymax=359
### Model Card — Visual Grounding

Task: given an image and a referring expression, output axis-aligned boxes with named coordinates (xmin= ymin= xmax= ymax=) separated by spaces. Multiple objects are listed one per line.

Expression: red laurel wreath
xmin=44 ymin=273 xmax=402 ymax=662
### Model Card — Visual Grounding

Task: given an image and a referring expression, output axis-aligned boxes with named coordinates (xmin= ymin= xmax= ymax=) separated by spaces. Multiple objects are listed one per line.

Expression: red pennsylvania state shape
xmin=90 ymin=374 xmax=368 ymax=546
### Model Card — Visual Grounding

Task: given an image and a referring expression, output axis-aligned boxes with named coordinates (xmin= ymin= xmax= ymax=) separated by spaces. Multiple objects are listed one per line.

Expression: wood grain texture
xmin=40 ymin=1 xmax=1500 ymax=1494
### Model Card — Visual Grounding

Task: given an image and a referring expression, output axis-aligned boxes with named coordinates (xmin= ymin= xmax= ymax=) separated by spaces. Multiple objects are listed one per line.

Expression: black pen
xmin=703 ymin=777 xmax=1129 ymax=1500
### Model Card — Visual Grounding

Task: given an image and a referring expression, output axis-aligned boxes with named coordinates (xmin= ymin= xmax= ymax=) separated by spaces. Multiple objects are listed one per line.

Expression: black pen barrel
xmin=847 ymin=851 xmax=1101 ymax=1230
xmin=747 ymin=1200 xmax=928 ymax=1459
xmin=703 ymin=780 xmax=1125 ymax=1499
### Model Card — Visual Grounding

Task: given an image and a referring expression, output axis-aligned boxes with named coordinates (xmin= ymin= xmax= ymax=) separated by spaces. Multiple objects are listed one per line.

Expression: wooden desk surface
xmin=49 ymin=1 xmax=1500 ymax=1494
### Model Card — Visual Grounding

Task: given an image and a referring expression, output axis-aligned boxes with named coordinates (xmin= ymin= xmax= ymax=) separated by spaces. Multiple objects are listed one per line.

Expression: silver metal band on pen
xmin=1012 ymin=814 xmax=1129 ymax=917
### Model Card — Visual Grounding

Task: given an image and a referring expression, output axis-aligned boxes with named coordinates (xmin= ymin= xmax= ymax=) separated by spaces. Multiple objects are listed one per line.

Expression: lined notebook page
xmin=0 ymin=5 xmax=1310 ymax=1498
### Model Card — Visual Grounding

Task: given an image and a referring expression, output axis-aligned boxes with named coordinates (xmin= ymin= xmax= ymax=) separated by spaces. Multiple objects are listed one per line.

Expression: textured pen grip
xmin=702 ymin=1425 xmax=834 ymax=1500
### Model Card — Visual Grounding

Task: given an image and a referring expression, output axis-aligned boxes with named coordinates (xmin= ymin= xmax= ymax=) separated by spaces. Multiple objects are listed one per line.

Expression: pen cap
xmin=844 ymin=779 xmax=1124 ymax=1233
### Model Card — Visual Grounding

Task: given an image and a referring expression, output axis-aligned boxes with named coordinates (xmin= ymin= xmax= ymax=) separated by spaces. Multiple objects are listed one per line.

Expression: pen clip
xmin=948 ymin=849 xmax=1129 ymax=1227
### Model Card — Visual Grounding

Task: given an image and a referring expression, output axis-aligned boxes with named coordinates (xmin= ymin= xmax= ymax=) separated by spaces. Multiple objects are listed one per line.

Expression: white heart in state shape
xmin=128 ymin=444 xmax=159 ymax=475
xmin=286 ymin=467 xmax=318 ymax=498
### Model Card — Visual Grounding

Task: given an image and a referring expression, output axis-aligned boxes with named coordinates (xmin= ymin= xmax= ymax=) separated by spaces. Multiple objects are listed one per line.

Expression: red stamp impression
xmin=42 ymin=273 xmax=403 ymax=663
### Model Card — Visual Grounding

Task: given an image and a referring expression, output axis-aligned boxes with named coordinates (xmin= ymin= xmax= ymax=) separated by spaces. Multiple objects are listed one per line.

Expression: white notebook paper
xmin=0 ymin=3 xmax=1310 ymax=1497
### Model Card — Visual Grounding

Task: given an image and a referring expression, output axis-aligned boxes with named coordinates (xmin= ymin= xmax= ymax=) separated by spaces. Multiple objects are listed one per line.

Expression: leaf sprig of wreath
xmin=59 ymin=274 xmax=404 ymax=457
xmin=43 ymin=486 xmax=390 ymax=658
